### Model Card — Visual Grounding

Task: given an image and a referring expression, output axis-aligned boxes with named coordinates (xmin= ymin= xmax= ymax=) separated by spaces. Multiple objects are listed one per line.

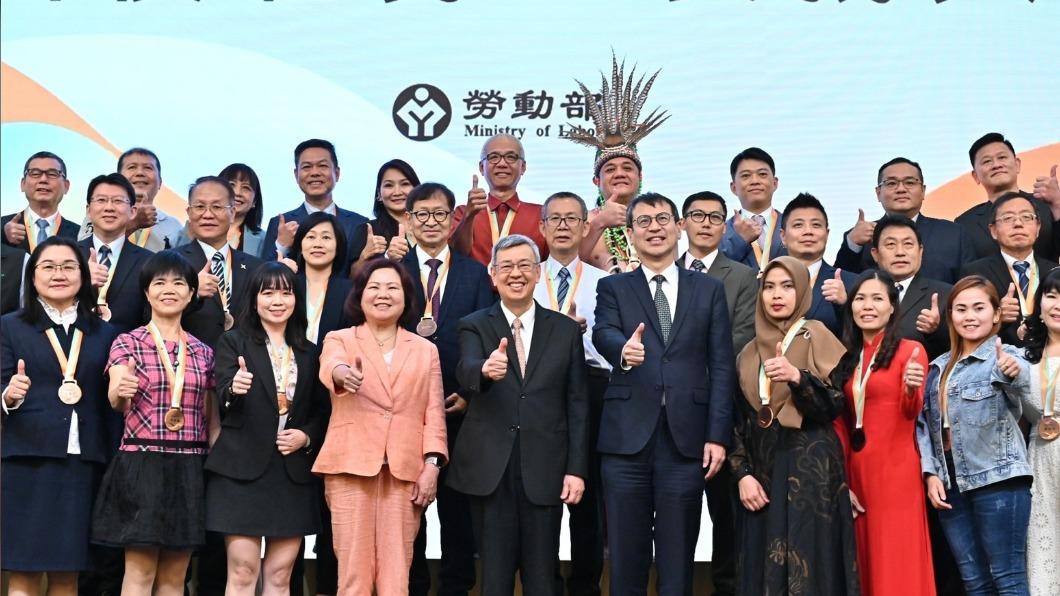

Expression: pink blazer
xmin=312 ymin=325 xmax=447 ymax=482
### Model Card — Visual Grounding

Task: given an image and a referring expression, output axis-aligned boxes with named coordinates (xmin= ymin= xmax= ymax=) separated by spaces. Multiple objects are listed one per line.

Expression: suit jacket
xmin=835 ymin=214 xmax=974 ymax=284
xmin=1 ymin=211 xmax=81 ymax=251
xmin=260 ymin=204 xmax=368 ymax=274
xmin=593 ymin=267 xmax=735 ymax=457
xmin=448 ymin=302 xmax=588 ymax=506
xmin=678 ymin=252 xmax=757 ymax=353
xmin=720 ymin=211 xmax=786 ymax=270
xmin=205 ymin=329 xmax=330 ymax=484
xmin=955 ymin=197 xmax=1059 ymax=262
xmin=313 ymin=325 xmax=448 ymax=482
xmin=174 ymin=242 xmax=263 ymax=348
xmin=301 ymin=275 xmax=353 ymax=349
xmin=894 ymin=273 xmax=953 ymax=361
xmin=400 ymin=248 xmax=496 ymax=398
xmin=960 ymin=254 xmax=1058 ymax=346
xmin=77 ymin=238 xmax=152 ymax=333
xmin=1 ymin=313 xmax=120 ymax=463
xmin=0 ymin=243 xmax=25 ymax=315
xmin=808 ymin=261 xmax=857 ymax=339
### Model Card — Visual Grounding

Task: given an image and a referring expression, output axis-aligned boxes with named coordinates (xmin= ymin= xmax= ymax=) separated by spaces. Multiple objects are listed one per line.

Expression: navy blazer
xmin=955 ymin=197 xmax=1059 ymax=262
xmin=174 ymin=242 xmax=264 ymax=348
xmin=593 ymin=267 xmax=735 ymax=457
xmin=960 ymin=255 xmax=1059 ymax=346
xmin=260 ymin=204 xmax=368 ymax=274
xmin=807 ymin=261 xmax=857 ymax=339
xmin=720 ymin=213 xmax=786 ymax=270
xmin=835 ymin=214 xmax=974 ymax=284
xmin=77 ymin=238 xmax=152 ymax=333
xmin=1 ymin=243 xmax=25 ymax=315
xmin=1 ymin=211 xmax=81 ymax=251
xmin=400 ymin=248 xmax=496 ymax=398
xmin=1 ymin=312 xmax=120 ymax=463
xmin=301 ymin=275 xmax=352 ymax=351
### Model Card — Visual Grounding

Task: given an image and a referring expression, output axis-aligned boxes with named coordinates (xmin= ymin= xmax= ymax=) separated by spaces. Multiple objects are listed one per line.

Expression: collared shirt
xmin=24 ymin=208 xmax=59 ymax=236
xmin=1001 ymin=249 xmax=1036 ymax=272
xmin=500 ymin=301 xmax=537 ymax=359
xmin=198 ymin=240 xmax=231 ymax=264
xmin=416 ymin=245 xmax=451 ymax=304
xmin=451 ymin=192 xmax=548 ymax=266
xmin=894 ymin=276 xmax=912 ymax=305
xmin=641 ymin=262 xmax=679 ymax=318
xmin=93 ymin=234 xmax=126 ymax=264
xmin=304 ymin=200 xmax=338 ymax=216
xmin=683 ymin=249 xmax=719 ymax=273
xmin=808 ymin=259 xmax=824 ymax=283
xmin=532 ymin=256 xmax=610 ymax=370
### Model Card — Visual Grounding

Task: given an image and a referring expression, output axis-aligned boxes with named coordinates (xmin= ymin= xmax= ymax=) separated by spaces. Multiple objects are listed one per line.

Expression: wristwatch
xmin=424 ymin=455 xmax=441 ymax=468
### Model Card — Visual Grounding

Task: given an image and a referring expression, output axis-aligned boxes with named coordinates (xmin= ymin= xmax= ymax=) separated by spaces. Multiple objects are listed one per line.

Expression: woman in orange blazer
xmin=313 ymin=257 xmax=447 ymax=596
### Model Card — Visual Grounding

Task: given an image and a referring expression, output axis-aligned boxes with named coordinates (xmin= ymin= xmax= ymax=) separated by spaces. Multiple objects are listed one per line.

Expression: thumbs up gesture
xmin=87 ymin=248 xmax=110 ymax=287
xmin=231 ymin=356 xmax=254 ymax=395
xmin=999 ymin=283 xmax=1021 ymax=323
xmin=386 ymin=223 xmax=410 ymax=261
xmin=622 ymin=323 xmax=647 ymax=368
xmin=197 ymin=261 xmax=220 ymax=298
xmin=276 ymin=214 xmax=299 ymax=250
xmin=764 ymin=341 xmax=800 ymax=384
xmin=849 ymin=209 xmax=876 ymax=247
xmin=5 ymin=358 xmax=31 ymax=405
xmin=995 ymin=338 xmax=1021 ymax=379
xmin=4 ymin=211 xmax=27 ymax=246
xmin=732 ymin=210 xmax=762 ymax=244
xmin=595 ymin=193 xmax=627 ymax=229
xmin=1032 ymin=164 xmax=1060 ymax=208
xmin=116 ymin=357 xmax=139 ymax=400
xmin=916 ymin=292 xmax=941 ymax=334
xmin=822 ymin=269 xmax=848 ymax=305
xmin=360 ymin=223 xmax=387 ymax=260
xmin=338 ymin=356 xmax=365 ymax=394
xmin=903 ymin=347 xmax=925 ymax=394
xmin=482 ymin=338 xmax=509 ymax=381
xmin=567 ymin=301 xmax=588 ymax=334
xmin=466 ymin=174 xmax=488 ymax=217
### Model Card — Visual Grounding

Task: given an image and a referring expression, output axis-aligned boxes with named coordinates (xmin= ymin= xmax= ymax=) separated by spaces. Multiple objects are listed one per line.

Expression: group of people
xmin=0 ymin=127 xmax=1058 ymax=596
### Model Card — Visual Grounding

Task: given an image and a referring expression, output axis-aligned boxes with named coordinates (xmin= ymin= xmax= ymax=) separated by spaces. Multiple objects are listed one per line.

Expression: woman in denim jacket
xmin=916 ymin=275 xmax=1033 ymax=595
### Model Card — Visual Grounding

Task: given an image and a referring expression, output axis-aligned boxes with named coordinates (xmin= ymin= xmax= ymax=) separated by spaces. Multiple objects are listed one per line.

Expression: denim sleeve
xmin=915 ymin=367 xmax=943 ymax=479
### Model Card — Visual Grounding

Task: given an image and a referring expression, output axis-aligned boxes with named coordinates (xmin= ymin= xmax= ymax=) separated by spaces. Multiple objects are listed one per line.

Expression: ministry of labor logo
xmin=393 ymin=84 xmax=452 ymax=141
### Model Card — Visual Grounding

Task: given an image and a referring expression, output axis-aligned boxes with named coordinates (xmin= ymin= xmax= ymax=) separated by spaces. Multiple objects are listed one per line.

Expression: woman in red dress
xmin=833 ymin=269 xmax=935 ymax=595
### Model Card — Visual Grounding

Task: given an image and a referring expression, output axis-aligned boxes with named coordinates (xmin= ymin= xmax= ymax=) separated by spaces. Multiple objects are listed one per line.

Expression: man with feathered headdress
xmin=566 ymin=54 xmax=669 ymax=274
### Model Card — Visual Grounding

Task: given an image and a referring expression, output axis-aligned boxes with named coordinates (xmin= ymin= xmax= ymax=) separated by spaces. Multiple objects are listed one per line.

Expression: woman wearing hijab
xmin=729 ymin=256 xmax=860 ymax=595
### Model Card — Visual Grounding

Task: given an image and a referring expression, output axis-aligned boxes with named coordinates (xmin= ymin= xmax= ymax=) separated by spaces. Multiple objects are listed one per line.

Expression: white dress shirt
xmin=416 ymin=245 xmax=451 ymax=304
xmin=198 ymin=240 xmax=232 ymax=264
xmin=641 ymin=262 xmax=679 ymax=318
xmin=683 ymin=249 xmax=720 ymax=273
xmin=93 ymin=233 xmax=126 ymax=264
xmin=532 ymin=256 xmax=611 ymax=370
xmin=24 ymin=208 xmax=60 ymax=237
xmin=500 ymin=301 xmax=536 ymax=362
xmin=808 ymin=259 xmax=824 ymax=284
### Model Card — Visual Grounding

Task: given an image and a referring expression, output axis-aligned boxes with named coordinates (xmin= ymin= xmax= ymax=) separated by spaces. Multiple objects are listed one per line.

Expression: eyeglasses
xmin=543 ymin=215 xmax=584 ymax=228
xmin=632 ymin=213 xmax=674 ymax=228
xmin=36 ymin=262 xmax=79 ymax=276
xmin=410 ymin=209 xmax=452 ymax=224
xmin=189 ymin=203 xmax=232 ymax=216
xmin=494 ymin=260 xmax=537 ymax=275
xmin=90 ymin=195 xmax=131 ymax=207
xmin=482 ymin=152 xmax=523 ymax=165
xmin=877 ymin=177 xmax=922 ymax=190
xmin=684 ymin=210 xmax=725 ymax=225
xmin=24 ymin=168 xmax=65 ymax=180
xmin=994 ymin=212 xmax=1038 ymax=226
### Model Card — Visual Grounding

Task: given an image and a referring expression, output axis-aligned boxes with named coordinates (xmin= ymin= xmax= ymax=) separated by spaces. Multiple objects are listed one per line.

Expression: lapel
xmin=230 ymin=249 xmax=252 ymax=302
xmin=707 ymin=253 xmax=732 ymax=283
xmin=899 ymin=274 xmax=930 ymax=321
xmin=387 ymin=329 xmax=414 ymax=391
xmin=109 ymin=243 xmax=143 ymax=296
xmin=353 ymin=325 xmax=395 ymax=402
xmin=179 ymin=241 xmax=208 ymax=270
xmin=401 ymin=247 xmax=429 ymax=318
xmin=438 ymin=252 xmax=470 ymax=323
xmin=986 ymin=255 xmax=1012 ymax=291
xmin=666 ymin=268 xmax=696 ymax=350
xmin=768 ymin=213 xmax=785 ymax=259
xmin=487 ymin=303 xmax=522 ymax=384
xmin=973 ymin=202 xmax=992 ymax=241
xmin=809 ymin=262 xmax=832 ymax=319
xmin=290 ymin=346 xmax=314 ymax=419
xmin=522 ymin=303 xmax=553 ymax=382
xmin=246 ymin=338 xmax=280 ymax=413
xmin=628 ymin=270 xmax=664 ymax=345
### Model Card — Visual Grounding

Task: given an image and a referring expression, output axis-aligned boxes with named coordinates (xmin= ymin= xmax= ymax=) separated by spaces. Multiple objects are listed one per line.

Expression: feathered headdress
xmin=566 ymin=52 xmax=669 ymax=175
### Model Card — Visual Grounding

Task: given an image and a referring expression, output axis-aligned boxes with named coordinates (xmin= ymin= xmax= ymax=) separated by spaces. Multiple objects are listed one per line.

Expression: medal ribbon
xmin=131 ymin=227 xmax=152 ymax=248
xmin=749 ymin=209 xmax=777 ymax=271
xmin=147 ymin=322 xmax=188 ymax=411
xmin=267 ymin=339 xmax=294 ymax=409
xmin=1040 ymin=358 xmax=1058 ymax=418
xmin=305 ymin=280 xmax=329 ymax=343
xmin=1007 ymin=261 xmax=1039 ymax=317
xmin=544 ymin=261 xmax=583 ymax=314
xmin=852 ymin=348 xmax=879 ymax=430
xmin=44 ymin=327 xmax=84 ymax=385
xmin=25 ymin=208 xmax=62 ymax=253
xmin=757 ymin=318 xmax=808 ymax=406
xmin=419 ymin=253 xmax=452 ymax=321
xmin=487 ymin=203 xmax=516 ymax=245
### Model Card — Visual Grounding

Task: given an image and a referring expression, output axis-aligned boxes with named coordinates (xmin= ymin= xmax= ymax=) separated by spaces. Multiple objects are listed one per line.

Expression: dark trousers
xmin=314 ymin=489 xmax=340 ymax=595
xmin=470 ymin=436 xmax=563 ymax=596
xmin=195 ymin=531 xmax=227 ymax=596
xmin=601 ymin=409 xmax=704 ymax=596
xmin=564 ymin=368 xmax=607 ymax=596
xmin=77 ymin=545 xmax=124 ymax=596
xmin=704 ymin=462 xmax=737 ymax=596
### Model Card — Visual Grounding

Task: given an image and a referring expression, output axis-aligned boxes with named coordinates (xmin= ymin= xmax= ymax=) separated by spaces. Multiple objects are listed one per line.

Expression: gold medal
xmin=164 ymin=407 xmax=185 ymax=431
xmin=1040 ymin=416 xmax=1059 ymax=441
xmin=58 ymin=380 xmax=82 ymax=405
xmin=98 ymin=303 xmax=112 ymax=322
xmin=277 ymin=392 xmax=289 ymax=416
xmin=757 ymin=406 xmax=774 ymax=428
xmin=416 ymin=317 xmax=438 ymax=337
xmin=224 ymin=311 xmax=234 ymax=330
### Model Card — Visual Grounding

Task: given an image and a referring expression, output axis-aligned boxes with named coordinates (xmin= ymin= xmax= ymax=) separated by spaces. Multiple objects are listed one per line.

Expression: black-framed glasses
xmin=410 ymin=209 xmax=451 ymax=224
xmin=684 ymin=210 xmax=725 ymax=225
xmin=482 ymin=152 xmax=522 ymax=165
xmin=877 ymin=177 xmax=922 ymax=190
xmin=632 ymin=213 xmax=674 ymax=228
xmin=543 ymin=215 xmax=584 ymax=228
xmin=24 ymin=168 xmax=65 ymax=180
xmin=993 ymin=213 xmax=1038 ymax=226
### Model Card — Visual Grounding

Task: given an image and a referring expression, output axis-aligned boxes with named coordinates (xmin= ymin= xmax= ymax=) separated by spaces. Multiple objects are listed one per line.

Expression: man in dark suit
xmin=835 ymin=157 xmax=974 ymax=284
xmin=720 ymin=148 xmax=786 ymax=271
xmin=0 ymin=244 xmax=26 ymax=315
xmin=77 ymin=173 xmax=152 ymax=334
xmin=2 ymin=151 xmax=80 ymax=251
xmin=401 ymin=183 xmax=495 ymax=596
xmin=955 ymin=132 xmax=1059 ymax=262
xmin=261 ymin=139 xmax=367 ymax=273
xmin=449 ymin=234 xmax=588 ymax=596
xmin=593 ymin=193 xmax=735 ymax=596
xmin=960 ymin=192 xmax=1058 ymax=347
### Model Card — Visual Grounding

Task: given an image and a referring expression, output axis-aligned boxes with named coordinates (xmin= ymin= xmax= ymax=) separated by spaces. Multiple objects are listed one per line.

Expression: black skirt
xmin=2 ymin=455 xmax=101 ymax=571
xmin=205 ymin=449 xmax=321 ymax=537
xmin=91 ymin=450 xmax=206 ymax=550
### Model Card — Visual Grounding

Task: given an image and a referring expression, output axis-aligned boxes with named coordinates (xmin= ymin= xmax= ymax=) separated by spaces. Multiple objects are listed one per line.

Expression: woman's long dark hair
xmin=1024 ymin=267 xmax=1060 ymax=364
xmin=832 ymin=270 xmax=903 ymax=389
xmin=219 ymin=163 xmax=264 ymax=233
xmin=237 ymin=262 xmax=311 ymax=351
xmin=20 ymin=236 xmax=99 ymax=330
xmin=289 ymin=212 xmax=349 ymax=280
xmin=371 ymin=159 xmax=420 ymax=238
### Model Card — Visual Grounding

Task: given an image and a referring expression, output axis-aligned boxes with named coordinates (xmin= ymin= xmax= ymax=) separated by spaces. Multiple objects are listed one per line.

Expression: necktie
xmin=1013 ymin=261 xmax=1030 ymax=297
xmin=426 ymin=258 xmax=443 ymax=318
xmin=512 ymin=318 xmax=527 ymax=376
xmin=36 ymin=219 xmax=49 ymax=246
xmin=691 ymin=259 xmax=706 ymax=273
xmin=895 ymin=281 xmax=905 ymax=303
xmin=556 ymin=267 xmax=571 ymax=308
xmin=98 ymin=245 xmax=112 ymax=270
xmin=753 ymin=214 xmax=767 ymax=249
xmin=211 ymin=251 xmax=229 ymax=303
xmin=652 ymin=274 xmax=672 ymax=343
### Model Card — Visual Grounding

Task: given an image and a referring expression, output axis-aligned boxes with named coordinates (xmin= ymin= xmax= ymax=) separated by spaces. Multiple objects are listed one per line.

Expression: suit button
xmin=663 ymin=358 xmax=670 ymax=363
xmin=509 ymin=425 xmax=519 ymax=431
xmin=520 ymin=394 xmax=527 ymax=399
xmin=654 ymin=384 xmax=662 ymax=391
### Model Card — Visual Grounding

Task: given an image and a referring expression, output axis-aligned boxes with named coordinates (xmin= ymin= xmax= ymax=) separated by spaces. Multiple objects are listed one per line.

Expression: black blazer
xmin=301 ymin=275 xmax=352 ymax=350
xmin=1 ymin=313 xmax=120 ymax=463
xmin=400 ymin=248 xmax=496 ymax=398
xmin=260 ymin=204 xmax=369 ymax=274
xmin=678 ymin=252 xmax=758 ymax=353
xmin=205 ymin=329 xmax=330 ymax=484
xmin=807 ymin=261 xmax=857 ymax=341
xmin=593 ymin=267 xmax=736 ymax=456
xmin=1 ymin=243 xmax=25 ymax=315
xmin=955 ymin=197 xmax=1058 ymax=262
xmin=448 ymin=302 xmax=588 ymax=506
xmin=0 ymin=211 xmax=81 ymax=251
xmin=894 ymin=273 xmax=953 ymax=361
xmin=174 ymin=242 xmax=263 ymax=348
xmin=835 ymin=214 xmax=974 ymax=284
xmin=77 ymin=239 xmax=153 ymax=333
xmin=960 ymin=254 xmax=1059 ymax=346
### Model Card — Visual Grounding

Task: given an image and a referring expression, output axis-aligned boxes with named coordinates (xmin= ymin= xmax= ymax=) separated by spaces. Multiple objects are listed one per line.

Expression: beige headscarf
xmin=736 ymin=256 xmax=846 ymax=428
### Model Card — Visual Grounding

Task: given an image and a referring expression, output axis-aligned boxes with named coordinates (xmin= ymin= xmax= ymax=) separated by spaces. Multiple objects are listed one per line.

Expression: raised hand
xmin=915 ymin=293 xmax=941 ymax=334
xmin=1032 ymin=164 xmax=1060 ymax=208
xmin=466 ymin=174 xmax=488 ymax=217
xmin=995 ymin=338 xmax=1021 ymax=379
xmin=276 ymin=214 xmax=299 ymax=250
xmin=386 ymin=224 xmax=410 ymax=260
xmin=4 ymin=211 xmax=26 ymax=245
xmin=482 ymin=338 xmax=509 ymax=381
xmin=360 ymin=223 xmax=387 ymax=260
xmin=849 ymin=209 xmax=876 ymax=247
xmin=999 ymin=283 xmax=1021 ymax=323
xmin=732 ymin=210 xmax=762 ymax=244
xmin=87 ymin=248 xmax=110 ymax=287
xmin=567 ymin=301 xmax=587 ymax=334
xmin=116 ymin=357 xmax=139 ymax=400
xmin=231 ymin=356 xmax=253 ymax=395
xmin=277 ymin=250 xmax=299 ymax=273
xmin=594 ymin=194 xmax=627 ymax=229
xmin=132 ymin=202 xmax=158 ymax=231
xmin=341 ymin=356 xmax=364 ymax=394
xmin=764 ymin=341 xmax=800 ymax=384
xmin=738 ymin=475 xmax=770 ymax=512
xmin=822 ymin=269 xmax=848 ymax=305
xmin=904 ymin=347 xmax=925 ymax=394
xmin=5 ymin=358 xmax=31 ymax=404
xmin=197 ymin=261 xmax=220 ymax=298
xmin=621 ymin=323 xmax=646 ymax=368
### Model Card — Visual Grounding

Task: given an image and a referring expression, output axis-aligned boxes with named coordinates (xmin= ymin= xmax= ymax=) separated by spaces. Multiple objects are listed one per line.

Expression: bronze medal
xmin=851 ymin=428 xmax=866 ymax=452
xmin=757 ymin=406 xmax=774 ymax=428
xmin=98 ymin=303 xmax=112 ymax=322
xmin=942 ymin=427 xmax=953 ymax=452
xmin=223 ymin=311 xmax=234 ymax=330
xmin=58 ymin=380 xmax=82 ymax=405
xmin=277 ymin=392 xmax=289 ymax=416
xmin=164 ymin=407 xmax=185 ymax=431
xmin=416 ymin=317 xmax=438 ymax=337
xmin=1039 ymin=416 xmax=1060 ymax=441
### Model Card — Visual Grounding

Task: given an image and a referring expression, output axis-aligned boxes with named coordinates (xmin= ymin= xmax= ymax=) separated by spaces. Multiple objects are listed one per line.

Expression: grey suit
xmin=679 ymin=252 xmax=757 ymax=353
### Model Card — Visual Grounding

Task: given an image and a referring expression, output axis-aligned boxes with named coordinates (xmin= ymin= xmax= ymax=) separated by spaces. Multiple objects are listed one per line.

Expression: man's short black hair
xmin=877 ymin=157 xmax=924 ymax=185
xmin=23 ymin=151 xmax=67 ymax=177
xmin=871 ymin=214 xmax=922 ymax=249
xmin=626 ymin=192 xmax=678 ymax=228
xmin=729 ymin=147 xmax=775 ymax=179
xmin=294 ymin=139 xmax=338 ymax=168
xmin=682 ymin=191 xmax=727 ymax=218
xmin=969 ymin=132 xmax=1016 ymax=166
xmin=781 ymin=193 xmax=829 ymax=229
xmin=86 ymin=173 xmax=137 ymax=207
xmin=117 ymin=147 xmax=161 ymax=176
xmin=406 ymin=182 xmax=456 ymax=212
